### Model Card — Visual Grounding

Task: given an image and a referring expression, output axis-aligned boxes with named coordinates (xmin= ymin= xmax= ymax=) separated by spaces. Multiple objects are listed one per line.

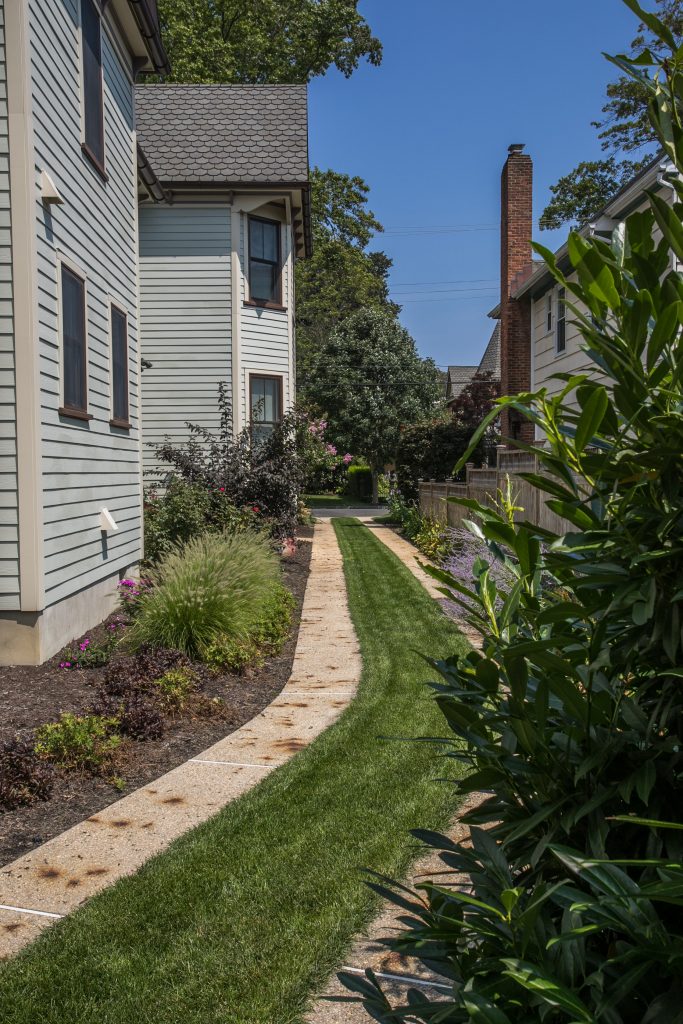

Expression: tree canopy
xmin=156 ymin=0 xmax=382 ymax=84
xmin=540 ymin=0 xmax=683 ymax=229
xmin=307 ymin=308 xmax=441 ymax=500
xmin=295 ymin=168 xmax=400 ymax=382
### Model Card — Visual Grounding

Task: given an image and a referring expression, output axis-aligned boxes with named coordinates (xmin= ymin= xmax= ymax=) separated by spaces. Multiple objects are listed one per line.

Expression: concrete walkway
xmin=0 ymin=520 xmax=361 ymax=959
xmin=306 ymin=519 xmax=482 ymax=1023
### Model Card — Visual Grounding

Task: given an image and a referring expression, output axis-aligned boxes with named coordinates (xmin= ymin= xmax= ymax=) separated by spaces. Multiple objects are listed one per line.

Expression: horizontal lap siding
xmin=139 ymin=205 xmax=232 ymax=475
xmin=239 ymin=210 xmax=292 ymax=424
xmin=533 ymin=281 xmax=599 ymax=405
xmin=30 ymin=0 xmax=141 ymax=608
xmin=0 ymin=2 xmax=19 ymax=609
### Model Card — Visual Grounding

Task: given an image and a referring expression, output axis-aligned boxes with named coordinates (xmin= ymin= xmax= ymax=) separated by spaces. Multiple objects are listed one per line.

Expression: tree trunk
xmin=371 ymin=468 xmax=379 ymax=506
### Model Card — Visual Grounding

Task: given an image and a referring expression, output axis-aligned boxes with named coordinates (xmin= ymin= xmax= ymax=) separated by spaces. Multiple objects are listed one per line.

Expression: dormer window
xmin=81 ymin=0 xmax=106 ymax=176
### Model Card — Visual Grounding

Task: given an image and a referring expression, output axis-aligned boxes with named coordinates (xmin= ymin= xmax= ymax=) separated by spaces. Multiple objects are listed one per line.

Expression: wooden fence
xmin=418 ymin=447 xmax=568 ymax=534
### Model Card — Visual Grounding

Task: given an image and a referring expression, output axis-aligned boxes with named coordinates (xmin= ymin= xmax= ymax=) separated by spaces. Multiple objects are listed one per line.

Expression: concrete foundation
xmin=0 ymin=564 xmax=138 ymax=665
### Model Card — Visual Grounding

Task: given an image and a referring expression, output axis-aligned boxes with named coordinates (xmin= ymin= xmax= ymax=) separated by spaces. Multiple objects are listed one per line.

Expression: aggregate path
xmin=306 ymin=517 xmax=482 ymax=1023
xmin=0 ymin=520 xmax=361 ymax=959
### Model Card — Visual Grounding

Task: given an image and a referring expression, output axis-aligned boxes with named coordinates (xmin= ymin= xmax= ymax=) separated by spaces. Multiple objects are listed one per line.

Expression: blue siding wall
xmin=29 ymin=0 xmax=141 ymax=607
xmin=139 ymin=205 xmax=232 ymax=475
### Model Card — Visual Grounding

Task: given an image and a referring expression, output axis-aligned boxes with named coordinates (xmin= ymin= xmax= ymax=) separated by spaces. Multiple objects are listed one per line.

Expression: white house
xmin=489 ymin=146 xmax=674 ymax=441
xmin=0 ymin=3 xmax=310 ymax=665
xmin=135 ymin=85 xmax=311 ymax=467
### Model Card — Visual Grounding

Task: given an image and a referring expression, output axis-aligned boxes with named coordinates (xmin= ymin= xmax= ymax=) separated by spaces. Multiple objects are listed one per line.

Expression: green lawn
xmin=303 ymin=493 xmax=374 ymax=508
xmin=0 ymin=519 xmax=469 ymax=1024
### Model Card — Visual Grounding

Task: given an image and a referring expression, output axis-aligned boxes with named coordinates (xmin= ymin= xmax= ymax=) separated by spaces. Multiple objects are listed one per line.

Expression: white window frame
xmin=107 ymin=295 xmax=131 ymax=429
xmin=546 ymin=292 xmax=553 ymax=334
xmin=77 ymin=0 xmax=107 ymax=178
xmin=56 ymin=252 xmax=91 ymax=421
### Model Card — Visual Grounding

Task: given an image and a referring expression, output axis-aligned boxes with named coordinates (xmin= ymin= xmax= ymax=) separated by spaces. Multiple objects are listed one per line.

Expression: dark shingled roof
xmin=478 ymin=323 xmax=500 ymax=377
xmin=445 ymin=366 xmax=478 ymax=400
xmin=135 ymin=84 xmax=309 ymax=185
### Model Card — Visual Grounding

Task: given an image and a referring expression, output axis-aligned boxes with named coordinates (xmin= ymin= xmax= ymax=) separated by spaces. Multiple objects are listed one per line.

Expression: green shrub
xmin=153 ymin=667 xmax=199 ymax=710
xmin=144 ymin=481 xmax=255 ymax=564
xmin=203 ymin=583 xmax=294 ymax=673
xmin=346 ymin=8 xmax=683 ymax=1021
xmin=345 ymin=464 xmax=372 ymax=501
xmin=35 ymin=713 xmax=120 ymax=772
xmin=128 ymin=531 xmax=281 ymax=659
xmin=412 ymin=515 xmax=450 ymax=561
xmin=395 ymin=417 xmax=491 ymax=499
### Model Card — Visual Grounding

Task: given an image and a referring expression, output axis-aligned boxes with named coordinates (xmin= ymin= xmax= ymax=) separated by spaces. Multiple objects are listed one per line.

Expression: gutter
xmin=137 ymin=144 xmax=171 ymax=203
xmin=127 ymin=0 xmax=171 ymax=75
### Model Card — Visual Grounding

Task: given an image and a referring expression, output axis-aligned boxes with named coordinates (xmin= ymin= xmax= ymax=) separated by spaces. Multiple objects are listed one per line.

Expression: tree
xmin=295 ymin=169 xmax=400 ymax=383
xmin=540 ymin=0 xmax=683 ymax=229
xmin=449 ymin=371 xmax=500 ymax=428
xmin=309 ymin=309 xmax=441 ymax=503
xmin=539 ymin=156 xmax=650 ymax=230
xmin=156 ymin=0 xmax=382 ymax=84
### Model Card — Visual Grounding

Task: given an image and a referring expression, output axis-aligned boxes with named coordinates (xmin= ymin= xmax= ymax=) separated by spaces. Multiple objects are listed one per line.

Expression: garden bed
xmin=0 ymin=527 xmax=312 ymax=867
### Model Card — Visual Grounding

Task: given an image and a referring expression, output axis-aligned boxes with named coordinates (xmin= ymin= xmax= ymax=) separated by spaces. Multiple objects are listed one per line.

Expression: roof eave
xmin=126 ymin=0 xmax=171 ymax=75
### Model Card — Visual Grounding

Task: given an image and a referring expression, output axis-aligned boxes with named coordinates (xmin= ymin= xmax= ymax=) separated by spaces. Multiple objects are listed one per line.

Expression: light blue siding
xmin=0 ymin=3 xmax=19 ymax=610
xmin=30 ymin=0 xmax=141 ymax=608
xmin=139 ymin=205 xmax=232 ymax=474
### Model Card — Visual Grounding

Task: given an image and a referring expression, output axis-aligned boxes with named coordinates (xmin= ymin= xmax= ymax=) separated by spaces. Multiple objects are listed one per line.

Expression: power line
xmin=391 ymin=278 xmax=497 ymax=288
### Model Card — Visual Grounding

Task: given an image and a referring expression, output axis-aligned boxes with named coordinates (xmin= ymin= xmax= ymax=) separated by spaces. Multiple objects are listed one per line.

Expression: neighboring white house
xmin=488 ymin=147 xmax=675 ymax=441
xmin=135 ymin=85 xmax=311 ymax=470
xmin=513 ymin=155 xmax=675 ymax=433
xmin=0 ymin=6 xmax=311 ymax=665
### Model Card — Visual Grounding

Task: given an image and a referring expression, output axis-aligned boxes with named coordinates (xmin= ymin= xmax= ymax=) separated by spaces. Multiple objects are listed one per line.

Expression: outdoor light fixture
xmin=99 ymin=508 xmax=119 ymax=533
xmin=40 ymin=170 xmax=64 ymax=205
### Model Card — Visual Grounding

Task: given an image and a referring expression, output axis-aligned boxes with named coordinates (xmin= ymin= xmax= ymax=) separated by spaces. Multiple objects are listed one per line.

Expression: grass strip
xmin=303 ymin=494 xmax=375 ymax=508
xmin=0 ymin=518 xmax=468 ymax=1024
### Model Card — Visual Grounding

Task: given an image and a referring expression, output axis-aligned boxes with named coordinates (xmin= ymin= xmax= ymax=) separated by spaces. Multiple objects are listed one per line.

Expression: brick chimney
xmin=500 ymin=144 xmax=534 ymax=445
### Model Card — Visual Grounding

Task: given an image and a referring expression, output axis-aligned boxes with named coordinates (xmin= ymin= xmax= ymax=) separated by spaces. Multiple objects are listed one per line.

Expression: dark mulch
xmin=0 ymin=527 xmax=313 ymax=867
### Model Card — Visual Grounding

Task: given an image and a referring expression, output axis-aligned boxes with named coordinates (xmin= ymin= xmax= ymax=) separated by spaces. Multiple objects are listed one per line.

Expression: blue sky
xmin=307 ymin=0 xmax=643 ymax=370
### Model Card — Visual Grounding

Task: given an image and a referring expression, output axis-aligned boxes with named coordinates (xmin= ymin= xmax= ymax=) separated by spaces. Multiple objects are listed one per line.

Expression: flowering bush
xmin=144 ymin=480 xmax=259 ymax=565
xmin=118 ymin=578 xmax=152 ymax=617
xmin=153 ymin=383 xmax=310 ymax=539
xmin=303 ymin=417 xmax=354 ymax=493
xmin=58 ymin=623 xmax=124 ymax=670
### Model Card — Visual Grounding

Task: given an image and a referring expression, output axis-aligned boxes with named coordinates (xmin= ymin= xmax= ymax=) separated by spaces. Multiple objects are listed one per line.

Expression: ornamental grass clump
xmin=127 ymin=531 xmax=281 ymax=660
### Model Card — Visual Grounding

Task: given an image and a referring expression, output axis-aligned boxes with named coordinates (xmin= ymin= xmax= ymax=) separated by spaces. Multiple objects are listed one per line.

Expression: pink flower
xmin=326 ymin=444 xmax=337 ymax=455
xmin=219 ymin=487 xmax=225 ymax=493
xmin=252 ymin=506 xmax=260 ymax=513
xmin=343 ymin=453 xmax=353 ymax=465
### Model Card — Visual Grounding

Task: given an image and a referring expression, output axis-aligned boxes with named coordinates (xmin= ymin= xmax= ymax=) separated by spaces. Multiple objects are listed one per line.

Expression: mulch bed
xmin=0 ymin=527 xmax=313 ymax=867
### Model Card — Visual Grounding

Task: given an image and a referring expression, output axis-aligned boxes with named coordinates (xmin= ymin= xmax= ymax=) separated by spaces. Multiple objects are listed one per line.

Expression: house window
xmin=81 ymin=0 xmax=105 ymax=173
xmin=556 ymin=287 xmax=566 ymax=354
xmin=60 ymin=265 xmax=89 ymax=418
xmin=110 ymin=305 xmax=129 ymax=427
xmin=248 ymin=217 xmax=281 ymax=305
xmin=250 ymin=375 xmax=282 ymax=442
xmin=546 ymin=292 xmax=553 ymax=333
